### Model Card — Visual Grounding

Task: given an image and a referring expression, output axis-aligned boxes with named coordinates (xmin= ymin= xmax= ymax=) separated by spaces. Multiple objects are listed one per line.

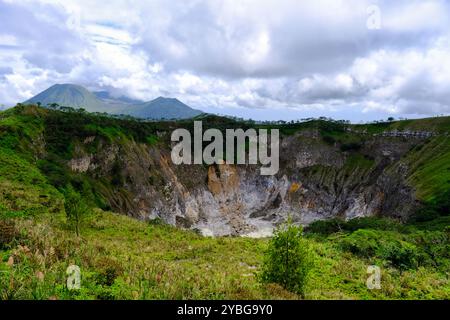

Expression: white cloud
xmin=382 ymin=1 xmax=448 ymax=33
xmin=0 ymin=0 xmax=450 ymax=121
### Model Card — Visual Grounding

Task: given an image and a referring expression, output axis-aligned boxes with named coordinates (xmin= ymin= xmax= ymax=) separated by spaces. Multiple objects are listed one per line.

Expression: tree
xmin=64 ymin=184 xmax=90 ymax=237
xmin=260 ymin=217 xmax=313 ymax=297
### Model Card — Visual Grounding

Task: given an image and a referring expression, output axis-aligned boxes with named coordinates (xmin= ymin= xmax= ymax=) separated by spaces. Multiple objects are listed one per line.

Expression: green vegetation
xmin=146 ymin=134 xmax=160 ymax=146
xmin=0 ymin=146 xmax=63 ymax=218
xmin=0 ymin=105 xmax=449 ymax=300
xmin=64 ymin=185 xmax=91 ymax=237
xmin=260 ymin=219 xmax=313 ymax=297
xmin=306 ymin=217 xmax=449 ymax=272
xmin=405 ymin=136 xmax=450 ymax=202
xmin=344 ymin=154 xmax=375 ymax=170
xmin=0 ymin=211 xmax=448 ymax=300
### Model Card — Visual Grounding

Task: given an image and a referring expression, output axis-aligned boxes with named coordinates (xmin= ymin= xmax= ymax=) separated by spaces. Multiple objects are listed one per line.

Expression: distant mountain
xmin=25 ymin=84 xmax=203 ymax=120
xmin=93 ymin=91 xmax=142 ymax=105
xmin=25 ymin=84 xmax=107 ymax=112
xmin=92 ymin=90 xmax=140 ymax=114
xmin=125 ymin=97 xmax=203 ymax=120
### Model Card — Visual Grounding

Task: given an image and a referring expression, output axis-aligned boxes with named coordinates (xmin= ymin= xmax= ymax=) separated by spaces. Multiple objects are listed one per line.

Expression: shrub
xmin=410 ymin=189 xmax=450 ymax=224
xmin=344 ymin=217 xmax=404 ymax=232
xmin=340 ymin=229 xmax=420 ymax=270
xmin=410 ymin=230 xmax=449 ymax=270
xmin=95 ymin=257 xmax=124 ymax=287
xmin=305 ymin=217 xmax=403 ymax=236
xmin=148 ymin=217 xmax=166 ymax=226
xmin=322 ymin=135 xmax=336 ymax=145
xmin=0 ymin=219 xmax=17 ymax=249
xmin=340 ymin=142 xmax=362 ymax=152
xmin=64 ymin=184 xmax=91 ymax=237
xmin=304 ymin=218 xmax=344 ymax=235
xmin=260 ymin=218 xmax=313 ymax=297
xmin=339 ymin=229 xmax=381 ymax=257
xmin=379 ymin=240 xmax=418 ymax=270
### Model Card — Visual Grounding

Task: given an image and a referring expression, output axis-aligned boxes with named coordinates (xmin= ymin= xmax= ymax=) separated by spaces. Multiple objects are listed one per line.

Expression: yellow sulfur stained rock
xmin=289 ymin=182 xmax=302 ymax=193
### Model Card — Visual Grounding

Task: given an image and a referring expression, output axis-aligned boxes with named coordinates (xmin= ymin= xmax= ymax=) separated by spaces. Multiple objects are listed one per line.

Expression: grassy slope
xmin=404 ymin=136 xmax=450 ymax=202
xmin=1 ymin=211 xmax=448 ymax=300
xmin=0 ymin=107 xmax=63 ymax=218
xmin=0 ymin=106 xmax=449 ymax=300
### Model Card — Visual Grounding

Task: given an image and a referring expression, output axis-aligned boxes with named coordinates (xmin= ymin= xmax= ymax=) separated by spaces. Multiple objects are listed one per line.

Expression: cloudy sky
xmin=1 ymin=0 xmax=450 ymax=121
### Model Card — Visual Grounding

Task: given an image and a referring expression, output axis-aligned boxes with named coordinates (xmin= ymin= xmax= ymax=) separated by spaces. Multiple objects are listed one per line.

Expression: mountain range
xmin=25 ymin=83 xmax=203 ymax=120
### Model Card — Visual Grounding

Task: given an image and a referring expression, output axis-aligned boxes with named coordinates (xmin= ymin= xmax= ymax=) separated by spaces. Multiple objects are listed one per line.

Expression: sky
xmin=1 ymin=0 xmax=450 ymax=122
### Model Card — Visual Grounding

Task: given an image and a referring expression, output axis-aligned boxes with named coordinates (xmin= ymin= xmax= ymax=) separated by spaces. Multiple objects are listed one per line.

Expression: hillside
xmin=25 ymin=84 xmax=204 ymax=120
xmin=125 ymin=97 xmax=203 ymax=120
xmin=0 ymin=105 xmax=449 ymax=300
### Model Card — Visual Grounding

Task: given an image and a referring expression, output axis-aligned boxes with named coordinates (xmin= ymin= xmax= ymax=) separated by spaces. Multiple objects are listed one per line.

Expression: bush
xmin=411 ymin=230 xmax=449 ymax=270
xmin=340 ymin=142 xmax=362 ymax=152
xmin=379 ymin=240 xmax=418 ymax=270
xmin=344 ymin=217 xmax=404 ymax=232
xmin=322 ymin=135 xmax=336 ymax=145
xmin=0 ymin=219 xmax=17 ymax=249
xmin=305 ymin=217 xmax=403 ymax=236
xmin=260 ymin=218 xmax=313 ymax=297
xmin=64 ymin=184 xmax=91 ymax=236
xmin=95 ymin=257 xmax=124 ymax=287
xmin=304 ymin=218 xmax=344 ymax=235
xmin=339 ymin=229 xmax=381 ymax=257
xmin=410 ymin=189 xmax=450 ymax=224
xmin=339 ymin=229 xmax=420 ymax=270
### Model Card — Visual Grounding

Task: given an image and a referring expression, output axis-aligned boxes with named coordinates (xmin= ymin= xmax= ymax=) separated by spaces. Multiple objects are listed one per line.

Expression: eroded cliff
xmin=65 ymin=122 xmax=435 ymax=236
xmin=2 ymin=105 xmax=447 ymax=237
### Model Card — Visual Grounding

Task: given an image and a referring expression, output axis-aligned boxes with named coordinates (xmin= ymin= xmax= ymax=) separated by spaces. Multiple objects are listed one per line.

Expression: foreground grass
xmin=1 ymin=211 xmax=448 ymax=300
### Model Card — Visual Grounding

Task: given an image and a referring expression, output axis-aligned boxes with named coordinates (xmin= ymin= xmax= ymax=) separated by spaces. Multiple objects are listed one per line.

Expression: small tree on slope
xmin=260 ymin=217 xmax=313 ymax=297
xmin=64 ymin=184 xmax=90 ymax=237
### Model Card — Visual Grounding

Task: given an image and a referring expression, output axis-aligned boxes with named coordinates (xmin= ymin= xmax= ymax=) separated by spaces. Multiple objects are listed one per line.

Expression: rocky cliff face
xmin=65 ymin=126 xmax=427 ymax=237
